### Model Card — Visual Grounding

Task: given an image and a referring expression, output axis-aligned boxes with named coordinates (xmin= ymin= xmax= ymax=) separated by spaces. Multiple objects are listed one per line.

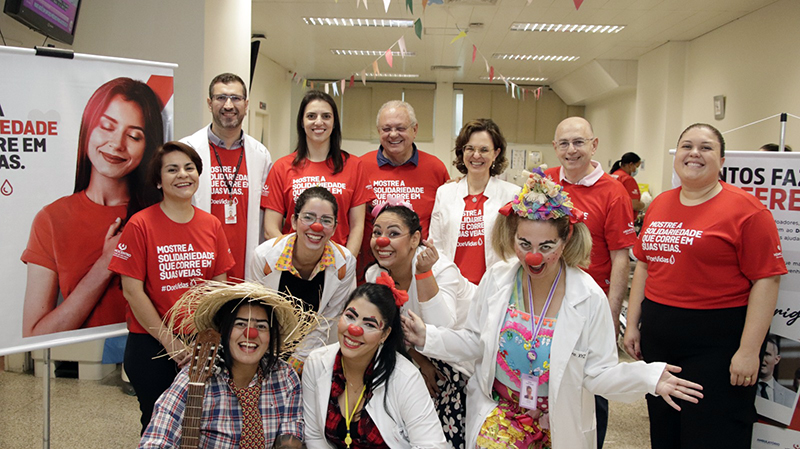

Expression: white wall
xmin=585 ymin=88 xmax=637 ymax=174
xmin=249 ymin=54 xmax=293 ymax=158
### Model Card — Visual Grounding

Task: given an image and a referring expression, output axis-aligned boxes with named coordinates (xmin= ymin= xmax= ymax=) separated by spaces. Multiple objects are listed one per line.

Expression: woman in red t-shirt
xmin=624 ymin=124 xmax=786 ymax=448
xmin=109 ymin=142 xmax=234 ymax=432
xmin=430 ymin=119 xmax=519 ymax=286
xmin=263 ymin=90 xmax=373 ymax=256
xmin=21 ymin=77 xmax=163 ymax=337
xmin=610 ymin=152 xmax=644 ymax=213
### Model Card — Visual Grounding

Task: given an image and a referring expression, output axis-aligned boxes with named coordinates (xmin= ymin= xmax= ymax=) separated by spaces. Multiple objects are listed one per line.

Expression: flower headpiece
xmin=499 ymin=167 xmax=584 ymax=223
xmin=371 ymin=195 xmax=414 ymax=218
xmin=374 ymin=271 xmax=409 ymax=308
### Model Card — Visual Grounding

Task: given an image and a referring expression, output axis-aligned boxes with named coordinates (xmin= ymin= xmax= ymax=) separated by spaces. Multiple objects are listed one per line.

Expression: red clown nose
xmin=244 ymin=327 xmax=259 ymax=339
xmin=376 ymin=236 xmax=391 ymax=247
xmin=347 ymin=323 xmax=364 ymax=337
xmin=525 ymin=252 xmax=544 ymax=267
xmin=310 ymin=222 xmax=324 ymax=232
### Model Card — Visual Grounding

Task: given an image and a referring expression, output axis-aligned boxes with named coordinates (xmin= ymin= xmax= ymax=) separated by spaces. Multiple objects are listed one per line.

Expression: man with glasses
xmin=544 ymin=116 xmax=636 ymax=449
xmin=358 ymin=100 xmax=450 ymax=280
xmin=181 ymin=73 xmax=272 ymax=281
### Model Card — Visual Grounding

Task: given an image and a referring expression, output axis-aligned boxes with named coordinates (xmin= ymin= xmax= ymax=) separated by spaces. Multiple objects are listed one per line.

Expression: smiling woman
xmin=109 ymin=142 xmax=235 ymax=432
xmin=262 ymin=90 xmax=374 ymax=257
xmin=21 ymin=77 xmax=163 ymax=338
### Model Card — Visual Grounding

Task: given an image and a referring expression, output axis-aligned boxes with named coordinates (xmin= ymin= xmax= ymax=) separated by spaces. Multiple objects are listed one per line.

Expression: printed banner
xmin=0 ymin=46 xmax=175 ymax=356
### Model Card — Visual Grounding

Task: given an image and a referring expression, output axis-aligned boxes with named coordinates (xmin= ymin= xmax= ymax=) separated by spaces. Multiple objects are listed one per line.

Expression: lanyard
xmin=343 ymin=384 xmax=366 ymax=448
xmin=525 ymin=262 xmax=562 ymax=362
xmin=211 ymin=145 xmax=244 ymax=200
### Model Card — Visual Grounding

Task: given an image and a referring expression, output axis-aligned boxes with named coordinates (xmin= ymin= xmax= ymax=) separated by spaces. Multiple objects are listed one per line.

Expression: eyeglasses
xmin=463 ymin=145 xmax=494 ymax=155
xmin=211 ymin=94 xmax=246 ymax=104
xmin=556 ymin=138 xmax=593 ymax=151
xmin=371 ymin=229 xmax=409 ymax=240
xmin=298 ymin=212 xmax=336 ymax=228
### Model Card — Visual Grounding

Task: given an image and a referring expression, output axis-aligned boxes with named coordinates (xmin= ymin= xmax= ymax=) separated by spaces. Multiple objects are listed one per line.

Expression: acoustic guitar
xmin=180 ymin=328 xmax=221 ymax=449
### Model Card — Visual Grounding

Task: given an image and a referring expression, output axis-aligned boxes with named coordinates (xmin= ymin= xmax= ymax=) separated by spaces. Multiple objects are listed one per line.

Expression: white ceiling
xmin=251 ymin=0 xmax=777 ymax=86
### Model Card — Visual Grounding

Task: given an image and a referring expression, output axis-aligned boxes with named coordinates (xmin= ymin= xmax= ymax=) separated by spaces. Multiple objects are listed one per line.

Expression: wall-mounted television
xmin=4 ymin=0 xmax=81 ymax=45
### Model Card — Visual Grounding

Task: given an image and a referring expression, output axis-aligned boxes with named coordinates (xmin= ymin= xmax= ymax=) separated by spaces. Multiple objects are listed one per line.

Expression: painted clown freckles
xmin=514 ymin=219 xmax=564 ymax=278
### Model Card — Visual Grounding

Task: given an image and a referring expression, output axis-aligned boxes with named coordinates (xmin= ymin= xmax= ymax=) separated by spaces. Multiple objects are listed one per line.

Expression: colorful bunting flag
xmin=349 ymin=75 xmax=355 ymax=87
xmin=341 ymin=79 xmax=346 ymax=94
xmin=302 ymin=79 xmax=307 ymax=89
xmin=405 ymin=0 xmax=413 ymax=14
xmin=489 ymin=66 xmax=494 ymax=81
xmin=361 ymin=70 xmax=367 ymax=85
xmin=414 ymin=18 xmax=422 ymax=39
xmin=422 ymin=0 xmax=427 ymax=12
xmin=310 ymin=81 xmax=315 ymax=89
xmin=450 ymin=30 xmax=467 ymax=44
xmin=428 ymin=0 xmax=443 ymax=4
xmin=535 ymin=87 xmax=542 ymax=100
xmin=472 ymin=45 xmax=477 ymax=63
xmin=573 ymin=0 xmax=584 ymax=10
xmin=398 ymin=36 xmax=407 ymax=57
xmin=332 ymin=82 xmax=339 ymax=96
xmin=511 ymin=83 xmax=516 ymax=99
xmin=385 ymin=48 xmax=393 ymax=67
xmin=384 ymin=0 xmax=391 ymax=13
xmin=372 ymin=60 xmax=380 ymax=75
xmin=324 ymin=82 xmax=330 ymax=94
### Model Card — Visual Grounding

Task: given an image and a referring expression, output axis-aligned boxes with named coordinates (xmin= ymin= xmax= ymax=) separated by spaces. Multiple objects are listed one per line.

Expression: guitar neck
xmin=179 ymin=382 xmax=206 ymax=449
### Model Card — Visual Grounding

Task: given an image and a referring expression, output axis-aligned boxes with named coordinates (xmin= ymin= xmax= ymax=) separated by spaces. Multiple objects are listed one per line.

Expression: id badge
xmin=519 ymin=373 xmax=539 ymax=410
xmin=224 ymin=199 xmax=237 ymax=224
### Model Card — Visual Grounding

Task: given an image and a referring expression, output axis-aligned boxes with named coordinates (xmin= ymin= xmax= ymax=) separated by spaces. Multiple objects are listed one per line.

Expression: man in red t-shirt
xmin=181 ymin=73 xmax=272 ymax=281
xmin=544 ymin=117 xmax=636 ymax=449
xmin=359 ymin=100 xmax=450 ymax=280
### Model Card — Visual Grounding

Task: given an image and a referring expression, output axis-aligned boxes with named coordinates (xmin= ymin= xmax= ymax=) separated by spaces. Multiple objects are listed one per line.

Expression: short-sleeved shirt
xmin=262 ymin=153 xmax=373 ymax=248
xmin=21 ymin=191 xmax=127 ymax=329
xmin=208 ymin=142 xmax=249 ymax=280
xmin=633 ymin=182 xmax=787 ymax=309
xmin=610 ymin=169 xmax=641 ymax=201
xmin=108 ymin=204 xmax=235 ymax=334
xmin=545 ymin=164 xmax=636 ymax=292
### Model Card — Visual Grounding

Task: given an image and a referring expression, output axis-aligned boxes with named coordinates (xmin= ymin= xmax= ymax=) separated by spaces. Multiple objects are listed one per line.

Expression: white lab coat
xmin=302 ymin=343 xmax=449 ymax=449
xmin=429 ymin=176 xmax=519 ymax=281
xmin=421 ymin=260 xmax=665 ymax=449
xmin=246 ymin=234 xmax=356 ymax=361
xmin=181 ymin=125 xmax=272 ymax=278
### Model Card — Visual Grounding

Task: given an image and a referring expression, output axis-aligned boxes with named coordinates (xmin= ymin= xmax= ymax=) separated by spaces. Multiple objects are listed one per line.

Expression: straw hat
xmin=164 ymin=280 xmax=319 ymax=357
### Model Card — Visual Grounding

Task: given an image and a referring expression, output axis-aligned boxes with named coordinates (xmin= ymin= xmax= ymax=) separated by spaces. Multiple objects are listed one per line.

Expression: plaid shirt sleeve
xmin=138 ymin=368 xmax=190 ymax=448
xmin=264 ymin=360 xmax=304 ymax=443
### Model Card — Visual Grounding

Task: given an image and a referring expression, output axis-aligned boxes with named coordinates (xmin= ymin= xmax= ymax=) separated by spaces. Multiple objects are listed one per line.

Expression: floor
xmin=0 ymin=352 xmax=652 ymax=449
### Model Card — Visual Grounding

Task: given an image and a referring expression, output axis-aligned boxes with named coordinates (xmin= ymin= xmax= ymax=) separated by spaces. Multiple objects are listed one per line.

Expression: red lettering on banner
xmin=0 ymin=120 xmax=58 ymax=135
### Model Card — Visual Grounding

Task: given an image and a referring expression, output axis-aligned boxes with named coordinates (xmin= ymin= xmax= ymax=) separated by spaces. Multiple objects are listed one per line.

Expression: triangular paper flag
xmin=385 ymin=49 xmax=393 ymax=68
xmin=332 ymin=82 xmax=339 ymax=96
xmin=405 ymin=0 xmax=413 ymax=14
xmin=472 ymin=45 xmax=477 ymax=63
xmin=349 ymin=75 xmax=355 ymax=87
xmin=310 ymin=81 xmax=315 ymax=90
xmin=450 ymin=30 xmax=467 ymax=44
xmin=489 ymin=66 xmax=494 ymax=81
xmin=398 ymin=36 xmax=407 ymax=57
xmin=414 ymin=18 xmax=422 ymax=40
xmin=429 ymin=0 xmax=443 ymax=3
xmin=536 ymin=87 xmax=542 ymax=100
xmin=302 ymin=79 xmax=307 ymax=89
xmin=511 ymin=84 xmax=516 ymax=99
xmin=422 ymin=0 xmax=428 ymax=11
xmin=292 ymin=72 xmax=297 ymax=81
xmin=372 ymin=60 xmax=380 ymax=75
xmin=573 ymin=0 xmax=584 ymax=10
xmin=485 ymin=59 xmax=489 ymax=72
xmin=341 ymin=79 xmax=346 ymax=94
xmin=522 ymin=89 xmax=527 ymax=101
xmin=384 ymin=0 xmax=391 ymax=13
xmin=361 ymin=70 xmax=367 ymax=85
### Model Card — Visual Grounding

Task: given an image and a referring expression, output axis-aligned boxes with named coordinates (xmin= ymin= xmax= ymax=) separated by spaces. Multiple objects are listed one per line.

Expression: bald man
xmin=544 ymin=117 xmax=636 ymax=449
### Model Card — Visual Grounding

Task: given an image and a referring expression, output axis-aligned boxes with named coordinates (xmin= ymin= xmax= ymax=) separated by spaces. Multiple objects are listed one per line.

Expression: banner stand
xmin=43 ymin=348 xmax=50 ymax=449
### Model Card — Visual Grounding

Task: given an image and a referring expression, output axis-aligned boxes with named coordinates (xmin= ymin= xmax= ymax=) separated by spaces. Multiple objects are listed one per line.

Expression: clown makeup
xmin=514 ymin=220 xmax=564 ymax=278
xmin=337 ymin=297 xmax=389 ymax=361
xmin=341 ymin=306 xmax=384 ymax=334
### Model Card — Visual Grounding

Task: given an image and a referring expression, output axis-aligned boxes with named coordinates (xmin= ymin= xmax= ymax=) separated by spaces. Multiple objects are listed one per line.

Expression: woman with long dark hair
xmin=248 ymin=186 xmax=357 ymax=373
xmin=22 ymin=77 xmax=163 ymax=336
xmin=303 ymin=276 xmax=448 ymax=448
xmin=263 ymin=90 xmax=373 ymax=256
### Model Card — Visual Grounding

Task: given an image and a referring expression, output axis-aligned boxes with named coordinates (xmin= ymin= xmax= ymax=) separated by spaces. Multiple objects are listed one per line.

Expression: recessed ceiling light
xmin=479 ymin=76 xmax=548 ymax=82
xmin=331 ymin=49 xmax=416 ymax=57
xmin=303 ymin=17 xmax=414 ymax=27
xmin=358 ymin=73 xmax=420 ymax=78
xmin=510 ymin=22 xmax=625 ymax=33
xmin=492 ymin=53 xmax=579 ymax=62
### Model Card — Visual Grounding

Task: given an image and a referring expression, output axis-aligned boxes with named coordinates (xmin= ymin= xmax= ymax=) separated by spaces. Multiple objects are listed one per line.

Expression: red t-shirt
xmin=261 ymin=153 xmax=373 ymax=247
xmin=21 ymin=191 xmax=127 ymax=329
xmin=454 ymin=194 xmax=488 ymax=285
xmin=208 ymin=142 xmax=248 ymax=280
xmin=108 ymin=204 xmax=235 ymax=334
xmin=359 ymin=149 xmax=450 ymax=279
xmin=545 ymin=167 xmax=636 ymax=292
xmin=611 ymin=169 xmax=641 ymax=201
xmin=633 ymin=183 xmax=787 ymax=309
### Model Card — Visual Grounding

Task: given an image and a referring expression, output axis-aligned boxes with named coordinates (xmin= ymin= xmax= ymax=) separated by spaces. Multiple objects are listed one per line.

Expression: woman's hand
xmin=401 ymin=310 xmax=427 ymax=348
xmin=623 ymin=326 xmax=643 ymax=361
xmin=730 ymin=348 xmax=759 ymax=386
xmin=415 ymin=239 xmax=439 ymax=274
xmin=161 ymin=335 xmax=191 ymax=367
xmin=655 ymin=364 xmax=704 ymax=411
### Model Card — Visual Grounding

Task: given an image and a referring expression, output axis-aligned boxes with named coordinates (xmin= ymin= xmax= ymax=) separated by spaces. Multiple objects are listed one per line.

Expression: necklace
xmin=525 ymin=262 xmax=562 ymax=362
xmin=343 ymin=383 xmax=366 ymax=448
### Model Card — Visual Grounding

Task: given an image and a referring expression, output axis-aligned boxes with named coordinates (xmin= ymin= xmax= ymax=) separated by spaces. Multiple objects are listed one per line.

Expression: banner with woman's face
xmin=0 ymin=47 xmax=174 ymax=355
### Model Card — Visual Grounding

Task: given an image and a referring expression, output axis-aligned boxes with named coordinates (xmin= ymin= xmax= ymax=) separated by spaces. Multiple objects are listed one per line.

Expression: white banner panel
xmin=0 ymin=46 xmax=175 ymax=356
